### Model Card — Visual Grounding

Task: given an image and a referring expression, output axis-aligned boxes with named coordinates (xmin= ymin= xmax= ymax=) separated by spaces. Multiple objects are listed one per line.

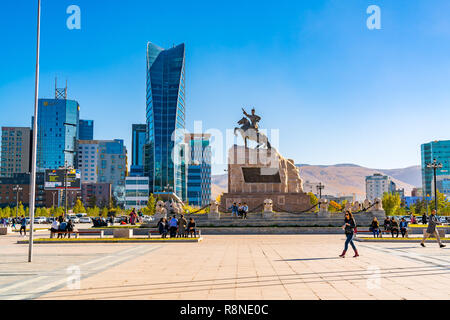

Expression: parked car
xmin=438 ymin=216 xmax=448 ymax=224
xmin=34 ymin=216 xmax=47 ymax=224
xmin=67 ymin=215 xmax=80 ymax=223
xmin=76 ymin=213 xmax=88 ymax=218
xmin=79 ymin=217 xmax=92 ymax=224
xmin=142 ymin=216 xmax=154 ymax=224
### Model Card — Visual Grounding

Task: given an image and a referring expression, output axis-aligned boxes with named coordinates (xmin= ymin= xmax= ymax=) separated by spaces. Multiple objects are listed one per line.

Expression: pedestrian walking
xmin=421 ymin=210 xmax=446 ymax=248
xmin=19 ymin=215 xmax=27 ymax=236
xmin=339 ymin=210 xmax=359 ymax=258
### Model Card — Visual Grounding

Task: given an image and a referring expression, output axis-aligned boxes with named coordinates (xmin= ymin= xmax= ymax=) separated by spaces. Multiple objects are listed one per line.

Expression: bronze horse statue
xmin=234 ymin=117 xmax=271 ymax=149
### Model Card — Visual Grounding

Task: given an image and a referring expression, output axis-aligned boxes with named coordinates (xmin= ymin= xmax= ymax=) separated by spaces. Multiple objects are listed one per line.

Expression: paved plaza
xmin=0 ymin=232 xmax=449 ymax=300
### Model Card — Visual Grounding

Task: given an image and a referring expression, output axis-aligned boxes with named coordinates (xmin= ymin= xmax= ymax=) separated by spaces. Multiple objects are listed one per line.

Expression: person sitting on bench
xmin=370 ymin=217 xmax=380 ymax=238
xmin=50 ymin=219 xmax=59 ymax=236
xmin=390 ymin=217 xmax=399 ymax=238
xmin=58 ymin=220 xmax=68 ymax=239
xmin=66 ymin=219 xmax=74 ymax=239
xmin=187 ymin=218 xmax=197 ymax=238
xmin=399 ymin=217 xmax=408 ymax=238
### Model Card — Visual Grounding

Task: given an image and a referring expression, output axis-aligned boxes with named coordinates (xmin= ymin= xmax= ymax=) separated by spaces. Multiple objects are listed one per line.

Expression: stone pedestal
xmin=0 ymin=227 xmax=10 ymax=235
xmin=208 ymin=212 xmax=221 ymax=220
xmin=220 ymin=145 xmax=311 ymax=213
xmin=113 ymin=229 xmax=134 ymax=239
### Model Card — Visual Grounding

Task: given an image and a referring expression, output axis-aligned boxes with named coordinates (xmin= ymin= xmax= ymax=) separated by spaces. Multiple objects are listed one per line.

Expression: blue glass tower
xmin=421 ymin=140 xmax=450 ymax=197
xmin=186 ymin=134 xmax=212 ymax=207
xmin=79 ymin=120 xmax=94 ymax=140
xmin=36 ymin=98 xmax=80 ymax=171
xmin=145 ymin=42 xmax=187 ymax=200
xmin=132 ymin=124 xmax=146 ymax=167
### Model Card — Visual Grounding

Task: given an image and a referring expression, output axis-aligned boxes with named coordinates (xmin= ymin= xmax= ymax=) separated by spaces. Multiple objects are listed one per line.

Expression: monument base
xmin=220 ymin=192 xmax=311 ymax=213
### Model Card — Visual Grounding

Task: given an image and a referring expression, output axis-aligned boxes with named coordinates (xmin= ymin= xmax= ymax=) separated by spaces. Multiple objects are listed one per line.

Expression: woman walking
xmin=339 ymin=210 xmax=359 ymax=258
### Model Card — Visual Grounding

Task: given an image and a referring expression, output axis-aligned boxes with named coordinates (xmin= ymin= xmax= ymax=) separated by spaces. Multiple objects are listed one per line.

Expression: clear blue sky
xmin=1 ymin=0 xmax=450 ymax=174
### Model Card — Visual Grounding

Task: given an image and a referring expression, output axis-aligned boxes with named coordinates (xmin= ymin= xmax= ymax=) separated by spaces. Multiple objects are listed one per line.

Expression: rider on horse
xmin=242 ymin=108 xmax=261 ymax=132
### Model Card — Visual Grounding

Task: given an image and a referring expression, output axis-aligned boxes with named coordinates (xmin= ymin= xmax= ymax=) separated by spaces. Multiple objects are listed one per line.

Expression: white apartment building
xmin=365 ymin=173 xmax=396 ymax=201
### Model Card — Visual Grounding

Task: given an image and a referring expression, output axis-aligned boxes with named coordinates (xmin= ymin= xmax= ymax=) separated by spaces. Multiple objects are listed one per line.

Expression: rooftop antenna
xmin=55 ymin=77 xmax=67 ymax=100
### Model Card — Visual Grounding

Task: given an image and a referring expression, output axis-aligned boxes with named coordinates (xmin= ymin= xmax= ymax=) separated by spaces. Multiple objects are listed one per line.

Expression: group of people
xmin=157 ymin=215 xmax=197 ymax=238
xmin=1 ymin=216 xmax=28 ymax=236
xmin=380 ymin=216 xmax=409 ymax=238
xmin=228 ymin=203 xmax=249 ymax=219
xmin=340 ymin=209 xmax=446 ymax=258
xmin=50 ymin=216 xmax=75 ymax=238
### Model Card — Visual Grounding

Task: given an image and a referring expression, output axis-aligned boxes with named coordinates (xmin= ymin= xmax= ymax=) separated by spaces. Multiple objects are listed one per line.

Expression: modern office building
xmin=0 ymin=173 xmax=47 ymax=208
xmin=81 ymin=183 xmax=112 ymax=208
xmin=77 ymin=139 xmax=127 ymax=207
xmin=125 ymin=176 xmax=149 ymax=210
xmin=36 ymin=87 xmax=80 ymax=172
xmin=185 ymin=133 xmax=211 ymax=207
xmin=144 ymin=42 xmax=187 ymax=201
xmin=1 ymin=127 xmax=31 ymax=177
xmin=79 ymin=120 xmax=94 ymax=140
xmin=365 ymin=173 xmax=396 ymax=201
xmin=421 ymin=140 xmax=450 ymax=198
xmin=132 ymin=124 xmax=146 ymax=169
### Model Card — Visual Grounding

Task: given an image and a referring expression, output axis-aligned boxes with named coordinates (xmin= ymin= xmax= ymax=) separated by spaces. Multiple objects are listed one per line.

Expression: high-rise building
xmin=132 ymin=124 xmax=146 ymax=168
xmin=79 ymin=120 xmax=94 ymax=140
xmin=365 ymin=173 xmax=396 ymax=201
xmin=144 ymin=42 xmax=187 ymax=200
xmin=421 ymin=140 xmax=450 ymax=197
xmin=36 ymin=86 xmax=79 ymax=172
xmin=77 ymin=139 xmax=128 ymax=207
xmin=1 ymin=127 xmax=31 ymax=177
xmin=125 ymin=176 xmax=149 ymax=210
xmin=81 ymin=183 xmax=112 ymax=208
xmin=185 ymin=133 xmax=211 ymax=207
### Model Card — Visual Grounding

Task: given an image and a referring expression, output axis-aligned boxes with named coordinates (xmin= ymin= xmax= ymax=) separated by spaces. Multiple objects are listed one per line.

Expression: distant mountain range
xmin=211 ymin=164 xmax=421 ymax=201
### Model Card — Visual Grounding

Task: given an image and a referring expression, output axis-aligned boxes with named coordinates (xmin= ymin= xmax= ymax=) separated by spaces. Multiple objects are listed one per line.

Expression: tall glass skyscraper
xmin=185 ymin=133 xmax=212 ymax=207
xmin=132 ymin=124 xmax=146 ymax=167
xmin=421 ymin=140 xmax=450 ymax=197
xmin=36 ymin=98 xmax=80 ymax=171
xmin=144 ymin=42 xmax=187 ymax=200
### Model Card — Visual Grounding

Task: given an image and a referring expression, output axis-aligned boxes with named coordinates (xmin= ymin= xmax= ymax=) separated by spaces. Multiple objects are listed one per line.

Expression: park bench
xmin=148 ymin=229 xmax=201 ymax=238
xmin=356 ymin=228 xmax=404 ymax=238
xmin=50 ymin=229 xmax=104 ymax=239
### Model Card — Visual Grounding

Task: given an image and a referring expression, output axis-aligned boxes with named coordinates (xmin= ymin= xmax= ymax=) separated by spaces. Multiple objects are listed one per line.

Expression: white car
xmin=67 ymin=215 xmax=80 ymax=223
xmin=34 ymin=216 xmax=47 ymax=224
xmin=79 ymin=217 xmax=92 ymax=224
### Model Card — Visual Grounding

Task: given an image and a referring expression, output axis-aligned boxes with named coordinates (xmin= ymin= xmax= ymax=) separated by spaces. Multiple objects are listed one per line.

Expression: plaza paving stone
xmin=0 ymin=233 xmax=449 ymax=300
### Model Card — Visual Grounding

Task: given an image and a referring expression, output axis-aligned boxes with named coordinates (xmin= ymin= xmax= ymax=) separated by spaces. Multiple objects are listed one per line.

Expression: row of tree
xmin=382 ymin=190 xmax=450 ymax=216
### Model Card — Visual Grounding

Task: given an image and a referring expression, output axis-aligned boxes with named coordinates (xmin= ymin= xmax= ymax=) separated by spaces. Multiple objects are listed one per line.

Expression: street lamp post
xmin=426 ymin=159 xmax=443 ymax=213
xmin=13 ymin=185 xmax=23 ymax=218
xmin=28 ymin=0 xmax=41 ymax=263
xmin=316 ymin=183 xmax=325 ymax=209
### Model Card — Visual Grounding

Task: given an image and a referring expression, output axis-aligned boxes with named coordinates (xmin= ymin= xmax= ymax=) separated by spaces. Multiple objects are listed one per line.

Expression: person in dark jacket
xmin=383 ymin=217 xmax=391 ymax=231
xmin=399 ymin=218 xmax=408 ymax=238
xmin=339 ymin=210 xmax=359 ymax=258
xmin=422 ymin=213 xmax=427 ymax=225
xmin=390 ymin=217 xmax=399 ymax=237
xmin=370 ymin=217 xmax=380 ymax=238
xmin=421 ymin=210 xmax=446 ymax=248
xmin=187 ymin=218 xmax=197 ymax=238
xmin=157 ymin=218 xmax=168 ymax=238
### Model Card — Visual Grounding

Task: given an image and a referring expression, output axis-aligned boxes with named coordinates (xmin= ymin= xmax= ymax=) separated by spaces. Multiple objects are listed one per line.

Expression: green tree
xmin=307 ymin=192 xmax=319 ymax=212
xmin=382 ymin=192 xmax=401 ymax=216
xmin=73 ymin=199 xmax=86 ymax=213
xmin=17 ymin=202 xmax=25 ymax=217
xmin=146 ymin=193 xmax=156 ymax=215
xmin=88 ymin=195 xmax=97 ymax=208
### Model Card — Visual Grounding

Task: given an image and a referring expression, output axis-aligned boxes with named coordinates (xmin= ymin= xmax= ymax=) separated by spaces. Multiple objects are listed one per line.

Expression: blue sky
xmin=1 ymin=0 xmax=450 ymax=174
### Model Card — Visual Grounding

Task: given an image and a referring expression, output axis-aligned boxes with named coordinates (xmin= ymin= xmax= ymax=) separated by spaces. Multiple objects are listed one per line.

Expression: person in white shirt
xmin=50 ymin=219 xmax=59 ymax=235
